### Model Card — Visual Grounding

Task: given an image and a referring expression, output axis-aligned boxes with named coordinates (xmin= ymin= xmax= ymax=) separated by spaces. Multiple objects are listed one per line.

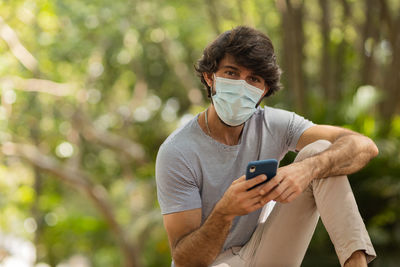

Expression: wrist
xmin=214 ymin=201 xmax=235 ymax=222
xmin=302 ymin=156 xmax=322 ymax=180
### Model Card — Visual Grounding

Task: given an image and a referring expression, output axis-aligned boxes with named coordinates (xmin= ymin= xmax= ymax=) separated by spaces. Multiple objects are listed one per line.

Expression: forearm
xmin=303 ymin=134 xmax=379 ymax=179
xmin=172 ymin=206 xmax=233 ymax=267
xmin=171 ymin=175 xmax=265 ymax=266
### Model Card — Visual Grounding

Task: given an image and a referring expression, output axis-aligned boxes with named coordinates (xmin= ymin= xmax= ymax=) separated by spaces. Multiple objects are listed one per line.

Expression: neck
xmin=201 ymin=105 xmax=244 ymax=146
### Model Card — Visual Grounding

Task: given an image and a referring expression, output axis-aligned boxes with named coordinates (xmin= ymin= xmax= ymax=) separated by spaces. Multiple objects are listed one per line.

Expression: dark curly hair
xmin=195 ymin=26 xmax=282 ymax=98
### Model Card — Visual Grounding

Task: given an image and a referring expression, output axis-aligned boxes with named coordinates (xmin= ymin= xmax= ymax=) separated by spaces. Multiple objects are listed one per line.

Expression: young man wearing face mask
xmin=156 ymin=26 xmax=377 ymax=267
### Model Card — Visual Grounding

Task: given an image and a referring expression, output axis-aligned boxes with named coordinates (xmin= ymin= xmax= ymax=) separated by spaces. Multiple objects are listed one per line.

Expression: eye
xmin=225 ymin=70 xmax=237 ymax=76
xmin=249 ymin=76 xmax=261 ymax=83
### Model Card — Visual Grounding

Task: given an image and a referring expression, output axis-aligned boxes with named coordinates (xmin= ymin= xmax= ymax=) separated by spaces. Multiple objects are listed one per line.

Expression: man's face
xmin=205 ymin=54 xmax=268 ymax=94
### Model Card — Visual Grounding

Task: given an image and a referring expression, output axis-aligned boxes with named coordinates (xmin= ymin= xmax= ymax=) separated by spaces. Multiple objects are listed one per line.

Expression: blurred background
xmin=0 ymin=0 xmax=399 ymax=266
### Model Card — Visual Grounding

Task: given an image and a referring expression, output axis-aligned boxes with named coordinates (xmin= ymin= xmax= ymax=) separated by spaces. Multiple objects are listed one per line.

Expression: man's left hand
xmin=257 ymin=162 xmax=314 ymax=204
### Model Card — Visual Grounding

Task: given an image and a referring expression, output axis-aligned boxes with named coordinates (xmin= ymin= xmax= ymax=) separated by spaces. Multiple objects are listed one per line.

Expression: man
xmin=156 ymin=26 xmax=377 ymax=267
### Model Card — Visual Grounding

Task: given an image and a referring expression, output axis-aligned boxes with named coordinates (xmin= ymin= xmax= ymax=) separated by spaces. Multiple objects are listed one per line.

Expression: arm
xmin=163 ymin=208 xmax=231 ymax=267
xmin=258 ymin=125 xmax=378 ymax=204
xmin=164 ymin=175 xmax=267 ymax=267
xmin=295 ymin=125 xmax=378 ymax=178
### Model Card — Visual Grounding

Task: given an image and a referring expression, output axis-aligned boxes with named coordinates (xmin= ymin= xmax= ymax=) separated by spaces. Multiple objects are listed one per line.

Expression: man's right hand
xmin=215 ymin=174 xmax=268 ymax=221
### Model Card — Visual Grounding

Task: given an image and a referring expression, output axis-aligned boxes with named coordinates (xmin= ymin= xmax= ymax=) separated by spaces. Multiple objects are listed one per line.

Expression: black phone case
xmin=246 ymin=159 xmax=278 ymax=190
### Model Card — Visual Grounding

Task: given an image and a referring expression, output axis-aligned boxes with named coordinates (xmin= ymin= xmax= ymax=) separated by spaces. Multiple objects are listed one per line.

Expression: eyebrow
xmin=222 ymin=65 xmax=262 ymax=78
xmin=221 ymin=65 xmax=240 ymax=71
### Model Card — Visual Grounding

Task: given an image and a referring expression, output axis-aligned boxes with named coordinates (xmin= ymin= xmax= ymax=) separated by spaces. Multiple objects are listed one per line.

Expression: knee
xmin=295 ymin=139 xmax=332 ymax=162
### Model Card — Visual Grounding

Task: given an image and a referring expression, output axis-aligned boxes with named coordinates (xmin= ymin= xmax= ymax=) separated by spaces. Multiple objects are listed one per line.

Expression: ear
xmin=256 ymin=85 xmax=270 ymax=106
xmin=202 ymin=72 xmax=213 ymax=88
xmin=262 ymin=85 xmax=270 ymax=98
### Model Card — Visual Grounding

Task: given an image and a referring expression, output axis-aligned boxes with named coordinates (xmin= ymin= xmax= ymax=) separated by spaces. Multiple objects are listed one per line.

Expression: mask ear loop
xmin=210 ymin=73 xmax=218 ymax=99
xmin=212 ymin=73 xmax=217 ymax=95
xmin=256 ymin=86 xmax=269 ymax=107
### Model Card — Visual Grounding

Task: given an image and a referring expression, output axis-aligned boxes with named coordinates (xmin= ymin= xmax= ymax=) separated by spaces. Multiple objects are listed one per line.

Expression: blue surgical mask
xmin=211 ymin=75 xmax=264 ymax=126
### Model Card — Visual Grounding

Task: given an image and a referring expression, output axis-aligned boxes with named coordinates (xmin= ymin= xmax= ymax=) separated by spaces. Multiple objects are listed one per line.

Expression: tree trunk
xmin=205 ymin=0 xmax=221 ymax=35
xmin=319 ymin=0 xmax=333 ymax=101
xmin=332 ymin=0 xmax=351 ymax=102
xmin=378 ymin=0 xmax=400 ymax=119
xmin=361 ymin=0 xmax=379 ymax=86
xmin=278 ymin=0 xmax=306 ymax=114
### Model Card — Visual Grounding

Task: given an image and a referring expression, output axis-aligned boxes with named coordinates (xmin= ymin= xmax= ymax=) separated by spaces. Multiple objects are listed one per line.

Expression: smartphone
xmin=246 ymin=159 xmax=278 ymax=190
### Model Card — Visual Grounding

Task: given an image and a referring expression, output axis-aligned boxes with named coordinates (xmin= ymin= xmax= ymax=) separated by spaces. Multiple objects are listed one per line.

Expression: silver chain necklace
xmin=204 ymin=108 xmax=211 ymax=136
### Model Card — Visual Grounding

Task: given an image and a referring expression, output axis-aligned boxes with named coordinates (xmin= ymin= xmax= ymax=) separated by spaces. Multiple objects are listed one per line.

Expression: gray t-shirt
xmin=155 ymin=106 xmax=314 ymax=252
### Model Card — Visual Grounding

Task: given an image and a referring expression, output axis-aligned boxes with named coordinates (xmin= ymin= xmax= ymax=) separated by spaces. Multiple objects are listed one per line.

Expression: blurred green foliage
xmin=0 ymin=0 xmax=399 ymax=266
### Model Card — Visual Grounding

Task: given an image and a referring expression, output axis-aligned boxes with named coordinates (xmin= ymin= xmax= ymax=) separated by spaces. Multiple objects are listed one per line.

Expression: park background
xmin=0 ymin=0 xmax=399 ymax=266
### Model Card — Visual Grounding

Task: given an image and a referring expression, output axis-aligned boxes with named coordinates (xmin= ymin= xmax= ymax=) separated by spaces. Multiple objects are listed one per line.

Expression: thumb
xmin=232 ymin=175 xmax=246 ymax=184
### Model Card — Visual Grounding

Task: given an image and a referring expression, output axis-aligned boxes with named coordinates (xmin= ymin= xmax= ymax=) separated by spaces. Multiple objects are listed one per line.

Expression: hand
xmin=258 ymin=161 xmax=314 ymax=204
xmin=215 ymin=175 xmax=268 ymax=221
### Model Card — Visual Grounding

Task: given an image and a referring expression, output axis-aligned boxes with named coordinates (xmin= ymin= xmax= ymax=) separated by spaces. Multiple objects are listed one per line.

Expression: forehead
xmin=217 ymin=54 xmax=257 ymax=75
xmin=218 ymin=54 xmax=240 ymax=68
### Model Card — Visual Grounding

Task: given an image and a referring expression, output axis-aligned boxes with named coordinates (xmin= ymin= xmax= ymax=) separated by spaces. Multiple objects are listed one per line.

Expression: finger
xmin=258 ymin=175 xmax=282 ymax=195
xmin=278 ymin=191 xmax=297 ymax=203
xmin=285 ymin=192 xmax=298 ymax=203
xmin=236 ymin=195 xmax=263 ymax=214
xmin=258 ymin=194 xmax=274 ymax=206
xmin=259 ymin=193 xmax=273 ymax=206
xmin=274 ymin=182 xmax=292 ymax=202
xmin=246 ymin=198 xmax=265 ymax=212
xmin=243 ymin=195 xmax=263 ymax=207
xmin=247 ymin=192 xmax=264 ymax=202
xmin=262 ymin=183 xmax=285 ymax=203
xmin=276 ymin=185 xmax=294 ymax=202
xmin=275 ymin=191 xmax=289 ymax=202
xmin=244 ymin=174 xmax=267 ymax=190
xmin=245 ymin=187 xmax=266 ymax=198
xmin=252 ymin=201 xmax=265 ymax=211
xmin=259 ymin=197 xmax=270 ymax=206
xmin=241 ymin=186 xmax=267 ymax=204
xmin=232 ymin=175 xmax=246 ymax=184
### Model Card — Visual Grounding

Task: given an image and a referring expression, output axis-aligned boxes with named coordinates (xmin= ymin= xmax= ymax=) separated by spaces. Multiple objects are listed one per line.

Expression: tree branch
xmin=1 ymin=142 xmax=140 ymax=267
xmin=72 ymin=111 xmax=147 ymax=164
xmin=159 ymin=37 xmax=204 ymax=105
xmin=0 ymin=76 xmax=75 ymax=96
xmin=0 ymin=16 xmax=38 ymax=72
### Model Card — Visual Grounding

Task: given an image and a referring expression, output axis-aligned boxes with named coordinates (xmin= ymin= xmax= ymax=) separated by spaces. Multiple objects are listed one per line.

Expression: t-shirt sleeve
xmin=264 ymin=107 xmax=315 ymax=153
xmin=155 ymin=143 xmax=201 ymax=215
xmin=285 ymin=112 xmax=315 ymax=151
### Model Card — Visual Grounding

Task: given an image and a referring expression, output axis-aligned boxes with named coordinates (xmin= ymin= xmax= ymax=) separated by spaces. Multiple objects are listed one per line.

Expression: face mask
xmin=211 ymin=75 xmax=264 ymax=126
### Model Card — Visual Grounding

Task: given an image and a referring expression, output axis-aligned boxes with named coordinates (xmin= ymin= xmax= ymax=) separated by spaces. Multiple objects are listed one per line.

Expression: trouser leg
xmin=243 ymin=140 xmax=375 ymax=266
xmin=211 ymin=140 xmax=376 ymax=267
xmin=243 ymin=142 xmax=321 ymax=267
xmin=307 ymin=142 xmax=376 ymax=265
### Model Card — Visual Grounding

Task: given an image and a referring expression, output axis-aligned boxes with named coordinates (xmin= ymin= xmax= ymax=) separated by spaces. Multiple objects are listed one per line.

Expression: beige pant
xmin=211 ymin=140 xmax=376 ymax=267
